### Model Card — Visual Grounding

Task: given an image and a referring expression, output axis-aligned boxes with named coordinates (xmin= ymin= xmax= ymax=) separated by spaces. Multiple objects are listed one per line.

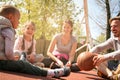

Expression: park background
xmin=0 ymin=0 xmax=120 ymax=61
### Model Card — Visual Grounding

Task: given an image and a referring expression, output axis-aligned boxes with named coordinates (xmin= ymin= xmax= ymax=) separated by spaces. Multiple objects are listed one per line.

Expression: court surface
xmin=0 ymin=70 xmax=104 ymax=80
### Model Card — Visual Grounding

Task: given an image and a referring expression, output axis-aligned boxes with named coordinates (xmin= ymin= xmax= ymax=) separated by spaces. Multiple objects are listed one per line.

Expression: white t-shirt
xmin=90 ymin=37 xmax=120 ymax=61
xmin=14 ymin=36 xmax=36 ymax=55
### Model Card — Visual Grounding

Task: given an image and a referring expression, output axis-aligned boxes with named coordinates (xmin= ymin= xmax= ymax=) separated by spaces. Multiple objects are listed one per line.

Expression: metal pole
xmin=83 ymin=0 xmax=92 ymax=50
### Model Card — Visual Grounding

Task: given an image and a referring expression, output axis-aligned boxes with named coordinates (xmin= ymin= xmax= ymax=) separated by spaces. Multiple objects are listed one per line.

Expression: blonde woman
xmin=42 ymin=20 xmax=80 ymax=72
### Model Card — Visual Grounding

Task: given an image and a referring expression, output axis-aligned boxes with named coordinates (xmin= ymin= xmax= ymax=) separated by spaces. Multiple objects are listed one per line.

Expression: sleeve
xmin=13 ymin=36 xmax=23 ymax=54
xmin=51 ymin=34 xmax=60 ymax=43
xmin=90 ymin=38 xmax=114 ymax=54
xmin=53 ymin=34 xmax=59 ymax=40
xmin=1 ymin=28 xmax=15 ymax=60
xmin=31 ymin=39 xmax=36 ymax=54
xmin=104 ymin=50 xmax=120 ymax=60
xmin=72 ymin=36 xmax=77 ymax=44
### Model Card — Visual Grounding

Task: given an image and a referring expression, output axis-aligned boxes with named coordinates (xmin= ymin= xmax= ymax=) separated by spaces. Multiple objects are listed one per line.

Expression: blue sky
xmin=73 ymin=0 xmax=120 ymax=40
xmin=0 ymin=0 xmax=103 ymax=39
xmin=0 ymin=0 xmax=119 ymax=40
xmin=73 ymin=0 xmax=104 ymax=39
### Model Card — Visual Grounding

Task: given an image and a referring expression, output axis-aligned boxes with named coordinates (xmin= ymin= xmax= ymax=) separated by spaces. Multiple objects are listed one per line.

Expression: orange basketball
xmin=77 ymin=52 xmax=97 ymax=71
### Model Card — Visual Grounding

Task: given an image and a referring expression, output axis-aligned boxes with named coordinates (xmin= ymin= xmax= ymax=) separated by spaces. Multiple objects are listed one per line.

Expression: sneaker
xmin=19 ymin=52 xmax=27 ymax=62
xmin=70 ymin=63 xmax=80 ymax=72
xmin=53 ymin=67 xmax=71 ymax=78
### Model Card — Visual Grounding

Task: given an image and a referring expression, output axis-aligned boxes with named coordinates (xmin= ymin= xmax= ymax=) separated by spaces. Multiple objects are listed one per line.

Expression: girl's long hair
xmin=21 ymin=21 xmax=35 ymax=55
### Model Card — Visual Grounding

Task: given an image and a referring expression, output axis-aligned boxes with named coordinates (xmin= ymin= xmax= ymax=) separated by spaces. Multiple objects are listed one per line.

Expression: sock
xmin=108 ymin=72 xmax=113 ymax=77
xmin=47 ymin=68 xmax=64 ymax=77
xmin=47 ymin=70 xmax=55 ymax=77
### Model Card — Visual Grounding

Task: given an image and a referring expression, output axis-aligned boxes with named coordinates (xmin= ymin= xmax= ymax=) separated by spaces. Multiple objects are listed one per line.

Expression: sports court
xmin=0 ymin=70 xmax=104 ymax=80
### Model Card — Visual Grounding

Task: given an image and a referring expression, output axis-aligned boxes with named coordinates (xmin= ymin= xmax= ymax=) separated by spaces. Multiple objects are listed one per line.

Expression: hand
xmin=27 ymin=54 xmax=35 ymax=63
xmin=93 ymin=54 xmax=105 ymax=66
xmin=14 ymin=51 xmax=21 ymax=61
xmin=14 ymin=55 xmax=20 ymax=61
xmin=57 ymin=60 xmax=64 ymax=68
xmin=65 ymin=61 xmax=72 ymax=67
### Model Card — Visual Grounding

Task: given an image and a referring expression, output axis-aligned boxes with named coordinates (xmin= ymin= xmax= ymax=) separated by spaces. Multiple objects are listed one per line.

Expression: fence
xmin=35 ymin=38 xmax=87 ymax=62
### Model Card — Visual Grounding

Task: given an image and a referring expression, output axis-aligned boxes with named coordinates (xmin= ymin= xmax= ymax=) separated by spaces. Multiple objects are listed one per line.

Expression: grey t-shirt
xmin=54 ymin=33 xmax=77 ymax=55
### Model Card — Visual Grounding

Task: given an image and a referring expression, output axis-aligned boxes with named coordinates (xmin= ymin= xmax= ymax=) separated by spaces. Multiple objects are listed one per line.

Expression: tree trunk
xmin=117 ymin=12 xmax=120 ymax=16
xmin=105 ymin=0 xmax=111 ymax=40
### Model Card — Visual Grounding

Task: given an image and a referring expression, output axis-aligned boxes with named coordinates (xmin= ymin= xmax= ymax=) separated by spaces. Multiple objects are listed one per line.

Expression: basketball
xmin=77 ymin=52 xmax=97 ymax=71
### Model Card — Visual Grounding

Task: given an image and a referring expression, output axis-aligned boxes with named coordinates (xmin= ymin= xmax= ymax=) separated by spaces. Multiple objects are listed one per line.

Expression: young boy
xmin=0 ymin=5 xmax=70 ymax=78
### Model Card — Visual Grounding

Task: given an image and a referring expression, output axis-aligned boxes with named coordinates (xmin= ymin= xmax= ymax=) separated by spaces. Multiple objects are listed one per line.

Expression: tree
xmin=0 ymin=0 xmax=85 ymax=41
xmin=96 ymin=33 xmax=106 ymax=44
xmin=105 ymin=0 xmax=111 ymax=40
xmin=117 ymin=12 xmax=120 ymax=16
xmin=10 ymin=0 xmax=83 ymax=40
xmin=92 ymin=0 xmax=120 ymax=41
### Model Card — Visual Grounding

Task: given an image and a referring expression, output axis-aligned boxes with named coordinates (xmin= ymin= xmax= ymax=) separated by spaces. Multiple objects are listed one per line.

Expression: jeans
xmin=108 ymin=60 xmax=119 ymax=70
xmin=42 ymin=57 xmax=80 ymax=72
xmin=0 ymin=60 xmax=47 ymax=76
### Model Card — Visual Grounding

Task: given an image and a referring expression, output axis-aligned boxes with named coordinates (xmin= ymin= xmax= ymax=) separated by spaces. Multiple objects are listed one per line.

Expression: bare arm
xmin=68 ymin=42 xmax=77 ymax=63
xmin=66 ymin=41 xmax=77 ymax=67
xmin=47 ymin=37 xmax=64 ymax=67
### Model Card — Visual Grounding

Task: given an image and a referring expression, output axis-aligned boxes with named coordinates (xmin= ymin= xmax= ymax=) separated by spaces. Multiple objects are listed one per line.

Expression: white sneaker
xmin=53 ymin=67 xmax=71 ymax=78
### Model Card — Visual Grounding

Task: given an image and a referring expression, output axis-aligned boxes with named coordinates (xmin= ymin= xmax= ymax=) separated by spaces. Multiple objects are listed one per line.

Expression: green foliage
xmin=1 ymin=0 xmax=84 ymax=40
xmin=73 ymin=21 xmax=85 ymax=43
xmin=96 ymin=33 xmax=106 ymax=43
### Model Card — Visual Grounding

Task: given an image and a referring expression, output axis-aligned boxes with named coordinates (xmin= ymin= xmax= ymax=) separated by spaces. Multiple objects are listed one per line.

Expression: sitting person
xmin=42 ymin=20 xmax=80 ymax=72
xmin=14 ymin=21 xmax=44 ymax=67
xmin=0 ymin=4 xmax=70 ymax=78
xmin=90 ymin=16 xmax=120 ymax=80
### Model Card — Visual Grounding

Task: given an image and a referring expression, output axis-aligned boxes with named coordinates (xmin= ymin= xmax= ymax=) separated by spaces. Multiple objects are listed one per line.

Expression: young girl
xmin=14 ymin=21 xmax=44 ymax=67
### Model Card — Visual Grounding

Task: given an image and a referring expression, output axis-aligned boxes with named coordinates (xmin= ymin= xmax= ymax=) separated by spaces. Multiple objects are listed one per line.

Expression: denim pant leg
xmin=108 ymin=60 xmax=119 ymax=70
xmin=0 ymin=60 xmax=47 ymax=76
xmin=42 ymin=57 xmax=54 ymax=67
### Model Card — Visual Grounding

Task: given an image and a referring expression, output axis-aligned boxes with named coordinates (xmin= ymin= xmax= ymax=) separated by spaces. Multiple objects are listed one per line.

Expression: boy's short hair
xmin=0 ymin=5 xmax=19 ymax=17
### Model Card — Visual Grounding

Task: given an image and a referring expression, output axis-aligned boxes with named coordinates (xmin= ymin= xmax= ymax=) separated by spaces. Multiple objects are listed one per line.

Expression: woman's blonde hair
xmin=64 ymin=20 xmax=73 ymax=34
xmin=64 ymin=20 xmax=73 ymax=27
